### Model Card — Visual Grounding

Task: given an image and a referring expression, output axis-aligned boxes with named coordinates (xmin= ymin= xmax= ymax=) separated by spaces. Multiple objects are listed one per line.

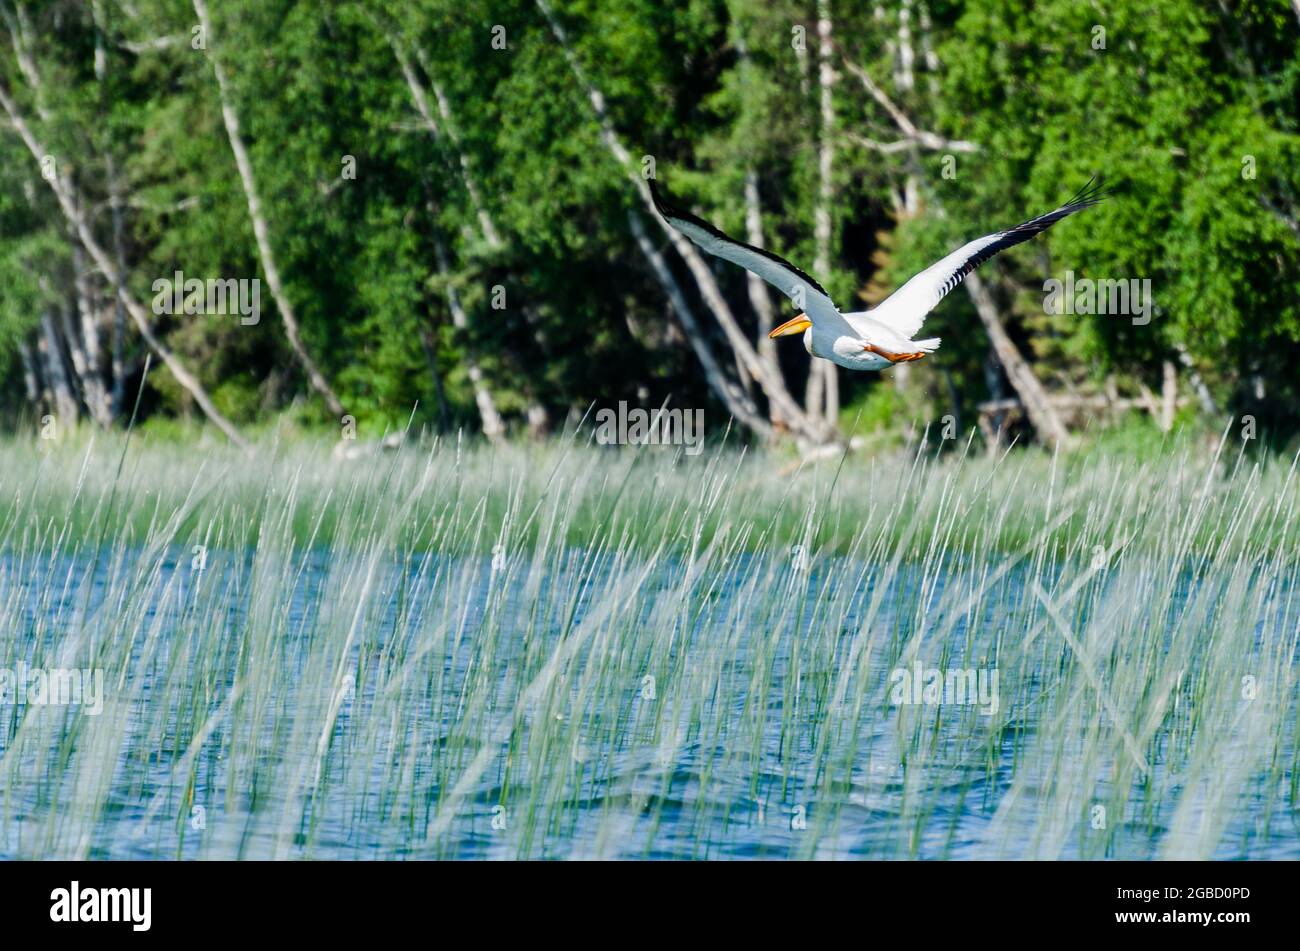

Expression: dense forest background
xmin=1 ymin=0 xmax=1298 ymax=452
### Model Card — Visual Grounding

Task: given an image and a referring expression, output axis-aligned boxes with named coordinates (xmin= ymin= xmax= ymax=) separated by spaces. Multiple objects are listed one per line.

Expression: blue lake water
xmin=0 ymin=546 xmax=1295 ymax=860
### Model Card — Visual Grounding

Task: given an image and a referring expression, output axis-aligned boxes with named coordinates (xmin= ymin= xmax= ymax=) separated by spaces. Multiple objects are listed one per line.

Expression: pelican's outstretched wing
xmin=649 ymin=178 xmax=842 ymax=325
xmin=873 ymin=179 xmax=1107 ymax=338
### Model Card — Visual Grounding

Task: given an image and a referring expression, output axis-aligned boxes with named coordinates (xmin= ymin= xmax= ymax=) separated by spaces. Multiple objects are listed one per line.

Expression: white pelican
xmin=650 ymin=178 xmax=1106 ymax=371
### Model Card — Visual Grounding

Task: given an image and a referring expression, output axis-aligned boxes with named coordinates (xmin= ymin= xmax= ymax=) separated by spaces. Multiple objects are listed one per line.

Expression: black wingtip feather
xmin=645 ymin=173 xmax=834 ymax=303
xmin=939 ymin=177 xmax=1110 ymax=295
xmin=1063 ymin=175 xmax=1111 ymax=210
xmin=646 ymin=175 xmax=670 ymax=216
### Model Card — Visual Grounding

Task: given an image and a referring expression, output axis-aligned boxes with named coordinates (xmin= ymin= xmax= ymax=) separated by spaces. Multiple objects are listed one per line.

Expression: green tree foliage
xmin=1 ymin=0 xmax=1297 ymax=443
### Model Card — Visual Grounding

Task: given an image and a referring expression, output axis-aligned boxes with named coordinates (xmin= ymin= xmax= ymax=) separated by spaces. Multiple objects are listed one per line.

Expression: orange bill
xmin=768 ymin=314 xmax=812 ymax=338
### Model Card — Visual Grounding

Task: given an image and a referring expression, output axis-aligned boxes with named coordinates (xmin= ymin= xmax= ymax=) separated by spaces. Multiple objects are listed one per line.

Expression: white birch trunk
xmin=1175 ymin=344 xmax=1218 ymax=416
xmin=390 ymin=31 xmax=553 ymax=436
xmin=431 ymin=230 xmax=506 ymax=445
xmin=70 ymin=243 xmax=113 ymax=426
xmin=535 ymin=0 xmax=830 ymax=445
xmin=40 ymin=310 xmax=78 ymax=427
xmin=193 ymin=0 xmax=345 ymax=418
xmin=93 ymin=2 xmax=128 ymax=420
xmin=1159 ymin=359 xmax=1177 ymax=432
xmin=814 ymin=0 xmax=839 ymax=424
xmin=743 ymin=170 xmax=778 ymax=368
xmin=896 ymin=0 xmax=915 ymax=92
xmin=18 ymin=340 xmax=39 ymax=404
xmin=0 ymin=80 xmax=249 ymax=448
xmin=629 ymin=212 xmax=774 ymax=440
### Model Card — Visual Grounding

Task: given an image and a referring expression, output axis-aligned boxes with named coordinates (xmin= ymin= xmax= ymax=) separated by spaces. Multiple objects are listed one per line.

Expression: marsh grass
xmin=0 ymin=426 xmax=1296 ymax=858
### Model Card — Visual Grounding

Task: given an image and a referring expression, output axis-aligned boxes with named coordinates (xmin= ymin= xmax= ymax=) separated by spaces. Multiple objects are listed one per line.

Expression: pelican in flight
xmin=649 ymin=177 xmax=1106 ymax=371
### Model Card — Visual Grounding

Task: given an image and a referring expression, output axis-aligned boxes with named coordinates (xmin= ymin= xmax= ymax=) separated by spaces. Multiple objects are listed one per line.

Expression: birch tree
xmin=192 ymin=0 xmax=345 ymax=418
xmin=535 ymin=0 xmax=835 ymax=447
xmin=0 ymin=79 xmax=250 ymax=448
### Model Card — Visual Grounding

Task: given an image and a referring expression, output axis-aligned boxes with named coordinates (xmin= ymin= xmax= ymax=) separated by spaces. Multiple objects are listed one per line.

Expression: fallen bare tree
xmin=965 ymin=272 xmax=1071 ymax=448
xmin=628 ymin=210 xmax=774 ymax=440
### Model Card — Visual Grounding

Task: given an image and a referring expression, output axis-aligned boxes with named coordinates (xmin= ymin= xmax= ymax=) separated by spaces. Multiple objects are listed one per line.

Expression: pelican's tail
xmin=913 ymin=337 xmax=941 ymax=352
